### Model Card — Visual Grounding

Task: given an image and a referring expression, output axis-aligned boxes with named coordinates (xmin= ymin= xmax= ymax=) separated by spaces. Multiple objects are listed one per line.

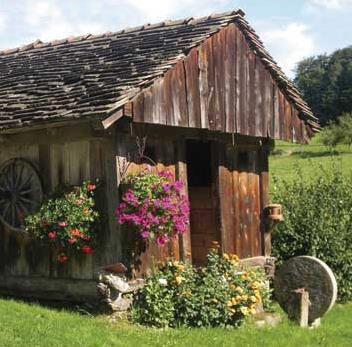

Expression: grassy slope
xmin=0 ymin=299 xmax=352 ymax=347
xmin=269 ymin=134 xmax=352 ymax=181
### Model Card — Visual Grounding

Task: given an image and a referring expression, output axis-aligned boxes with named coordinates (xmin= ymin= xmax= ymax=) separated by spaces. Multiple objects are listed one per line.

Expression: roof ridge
xmin=0 ymin=9 xmax=245 ymax=57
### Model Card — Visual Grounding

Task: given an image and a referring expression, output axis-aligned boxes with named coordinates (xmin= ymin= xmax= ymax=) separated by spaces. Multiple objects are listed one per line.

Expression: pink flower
xmin=156 ymin=235 xmax=169 ymax=246
xmin=87 ymin=183 xmax=96 ymax=191
xmin=58 ymin=221 xmax=67 ymax=227
xmin=67 ymin=238 xmax=77 ymax=245
xmin=48 ymin=231 xmax=57 ymax=239
xmin=141 ymin=231 xmax=150 ymax=239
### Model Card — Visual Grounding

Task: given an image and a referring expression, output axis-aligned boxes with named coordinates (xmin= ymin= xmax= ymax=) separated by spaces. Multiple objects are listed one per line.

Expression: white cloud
xmin=117 ymin=0 xmax=230 ymax=22
xmin=260 ymin=23 xmax=316 ymax=78
xmin=0 ymin=13 xmax=7 ymax=33
xmin=23 ymin=0 xmax=104 ymax=42
xmin=307 ymin=0 xmax=352 ymax=9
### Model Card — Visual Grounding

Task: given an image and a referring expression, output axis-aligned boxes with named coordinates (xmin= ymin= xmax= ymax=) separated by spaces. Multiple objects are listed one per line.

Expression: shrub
xmin=272 ymin=163 xmax=352 ymax=301
xmin=25 ymin=181 xmax=99 ymax=263
xmin=130 ymin=249 xmax=270 ymax=328
xmin=116 ymin=170 xmax=189 ymax=246
xmin=320 ymin=112 xmax=352 ymax=150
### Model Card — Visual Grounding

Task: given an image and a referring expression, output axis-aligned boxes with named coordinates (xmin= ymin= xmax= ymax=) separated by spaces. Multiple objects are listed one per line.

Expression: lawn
xmin=0 ymin=298 xmax=351 ymax=347
xmin=269 ymin=134 xmax=352 ymax=181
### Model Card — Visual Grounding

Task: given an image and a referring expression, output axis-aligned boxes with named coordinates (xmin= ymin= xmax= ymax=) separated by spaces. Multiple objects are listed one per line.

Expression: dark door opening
xmin=186 ymin=140 xmax=220 ymax=266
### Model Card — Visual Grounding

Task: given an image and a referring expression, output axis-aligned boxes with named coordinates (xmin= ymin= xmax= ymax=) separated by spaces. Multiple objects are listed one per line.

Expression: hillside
xmin=269 ymin=134 xmax=352 ymax=182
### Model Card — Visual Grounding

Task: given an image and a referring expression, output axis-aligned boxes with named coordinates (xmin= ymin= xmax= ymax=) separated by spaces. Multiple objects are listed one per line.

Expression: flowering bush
xmin=25 ymin=181 xmax=99 ymax=263
xmin=116 ymin=170 xmax=189 ymax=246
xmin=130 ymin=249 xmax=271 ymax=328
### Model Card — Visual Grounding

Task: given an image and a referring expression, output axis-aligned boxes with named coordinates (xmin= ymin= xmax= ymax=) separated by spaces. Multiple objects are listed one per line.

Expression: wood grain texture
xmin=130 ymin=23 xmax=314 ymax=144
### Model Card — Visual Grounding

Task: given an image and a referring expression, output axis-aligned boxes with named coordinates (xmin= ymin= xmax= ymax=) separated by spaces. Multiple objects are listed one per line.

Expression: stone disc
xmin=274 ymin=256 xmax=337 ymax=323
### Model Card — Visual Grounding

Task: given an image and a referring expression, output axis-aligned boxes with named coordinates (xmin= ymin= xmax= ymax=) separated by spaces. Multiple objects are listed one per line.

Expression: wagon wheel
xmin=0 ymin=158 xmax=43 ymax=231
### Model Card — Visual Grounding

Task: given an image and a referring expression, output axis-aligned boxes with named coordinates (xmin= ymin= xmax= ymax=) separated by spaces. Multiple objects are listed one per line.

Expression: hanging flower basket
xmin=25 ymin=181 xmax=99 ymax=264
xmin=116 ymin=170 xmax=189 ymax=246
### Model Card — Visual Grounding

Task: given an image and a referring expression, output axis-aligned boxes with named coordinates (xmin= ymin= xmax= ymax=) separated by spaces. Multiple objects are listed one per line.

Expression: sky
xmin=0 ymin=0 xmax=351 ymax=78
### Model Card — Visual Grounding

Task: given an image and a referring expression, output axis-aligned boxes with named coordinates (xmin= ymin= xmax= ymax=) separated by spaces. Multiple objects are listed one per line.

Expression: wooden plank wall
xmin=218 ymin=143 xmax=265 ymax=258
xmin=0 ymin=125 xmax=117 ymax=300
xmin=114 ymin=132 xmax=180 ymax=276
xmin=131 ymin=23 xmax=308 ymax=144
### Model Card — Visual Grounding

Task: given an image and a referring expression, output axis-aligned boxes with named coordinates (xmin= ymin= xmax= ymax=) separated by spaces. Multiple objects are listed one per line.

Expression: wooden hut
xmin=0 ymin=10 xmax=318 ymax=301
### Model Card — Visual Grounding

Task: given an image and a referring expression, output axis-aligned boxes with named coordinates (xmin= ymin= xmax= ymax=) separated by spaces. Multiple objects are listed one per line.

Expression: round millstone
xmin=274 ymin=256 xmax=337 ymax=323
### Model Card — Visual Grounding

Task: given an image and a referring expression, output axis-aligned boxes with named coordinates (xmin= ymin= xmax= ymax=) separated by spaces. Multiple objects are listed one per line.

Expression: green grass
xmin=270 ymin=134 xmax=352 ymax=181
xmin=0 ymin=299 xmax=351 ymax=347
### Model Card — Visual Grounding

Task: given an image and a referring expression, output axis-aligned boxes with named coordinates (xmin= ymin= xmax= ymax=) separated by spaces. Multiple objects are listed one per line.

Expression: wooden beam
xmin=101 ymin=109 xmax=124 ymax=130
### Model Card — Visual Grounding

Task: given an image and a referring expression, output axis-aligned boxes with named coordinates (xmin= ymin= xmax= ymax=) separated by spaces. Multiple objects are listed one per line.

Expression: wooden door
xmin=189 ymin=187 xmax=219 ymax=266
xmin=186 ymin=140 xmax=220 ymax=266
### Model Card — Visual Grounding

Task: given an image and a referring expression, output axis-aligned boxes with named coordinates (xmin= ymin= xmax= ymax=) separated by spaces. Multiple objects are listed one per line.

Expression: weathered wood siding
xmin=131 ymin=23 xmax=308 ymax=143
xmin=218 ymin=142 xmax=269 ymax=258
xmin=0 ymin=124 xmax=120 ymax=301
xmin=114 ymin=124 xmax=270 ymax=268
xmin=114 ymin=131 xmax=180 ymax=275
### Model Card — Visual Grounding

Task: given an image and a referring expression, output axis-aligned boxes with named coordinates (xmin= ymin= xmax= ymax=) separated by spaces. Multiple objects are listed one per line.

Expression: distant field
xmin=269 ymin=134 xmax=352 ymax=182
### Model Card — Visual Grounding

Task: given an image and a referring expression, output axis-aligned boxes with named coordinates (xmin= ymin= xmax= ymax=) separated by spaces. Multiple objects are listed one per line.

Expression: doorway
xmin=186 ymin=140 xmax=220 ymax=266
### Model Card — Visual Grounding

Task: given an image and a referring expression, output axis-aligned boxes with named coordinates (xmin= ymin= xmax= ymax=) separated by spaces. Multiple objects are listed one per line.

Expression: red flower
xmin=87 ymin=183 xmax=96 ymax=192
xmin=48 ymin=231 xmax=57 ymax=239
xmin=70 ymin=228 xmax=82 ymax=237
xmin=81 ymin=245 xmax=94 ymax=254
xmin=57 ymin=254 xmax=69 ymax=263
xmin=67 ymin=238 xmax=77 ymax=245
xmin=58 ymin=221 xmax=67 ymax=227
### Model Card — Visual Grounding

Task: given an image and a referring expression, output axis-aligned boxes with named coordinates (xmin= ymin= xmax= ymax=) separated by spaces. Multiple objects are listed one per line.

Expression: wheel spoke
xmin=15 ymin=164 xmax=24 ymax=188
xmin=2 ymin=202 xmax=10 ymax=221
xmin=0 ymin=159 xmax=43 ymax=230
xmin=18 ymin=172 xmax=33 ymax=191
xmin=19 ymin=188 xmax=35 ymax=196
xmin=11 ymin=203 xmax=16 ymax=226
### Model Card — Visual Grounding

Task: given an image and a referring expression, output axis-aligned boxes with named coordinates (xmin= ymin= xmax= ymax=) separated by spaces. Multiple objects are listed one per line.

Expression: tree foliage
xmin=294 ymin=46 xmax=352 ymax=125
xmin=320 ymin=112 xmax=352 ymax=149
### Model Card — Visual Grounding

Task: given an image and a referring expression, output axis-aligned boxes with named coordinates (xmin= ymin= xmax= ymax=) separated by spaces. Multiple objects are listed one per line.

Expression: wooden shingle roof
xmin=0 ymin=9 xmax=319 ymax=133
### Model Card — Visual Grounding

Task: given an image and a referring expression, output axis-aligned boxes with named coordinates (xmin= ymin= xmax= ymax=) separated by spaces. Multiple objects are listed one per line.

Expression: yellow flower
xmin=240 ymin=306 xmax=249 ymax=316
xmin=241 ymin=294 xmax=248 ymax=301
xmin=231 ymin=298 xmax=237 ymax=306
xmin=235 ymin=295 xmax=242 ymax=301
xmin=230 ymin=254 xmax=239 ymax=262
xmin=235 ymin=286 xmax=244 ymax=294
xmin=254 ymin=291 xmax=262 ymax=302
xmin=223 ymin=253 xmax=230 ymax=260
xmin=251 ymin=281 xmax=262 ymax=290
xmin=212 ymin=298 xmax=219 ymax=304
xmin=250 ymin=295 xmax=258 ymax=303
xmin=241 ymin=272 xmax=249 ymax=281
xmin=227 ymin=300 xmax=234 ymax=307
xmin=175 ymin=276 xmax=183 ymax=285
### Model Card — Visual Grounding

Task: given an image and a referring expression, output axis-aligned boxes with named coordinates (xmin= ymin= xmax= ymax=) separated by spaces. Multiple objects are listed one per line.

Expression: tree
xmin=319 ymin=112 xmax=352 ymax=150
xmin=294 ymin=46 xmax=352 ymax=125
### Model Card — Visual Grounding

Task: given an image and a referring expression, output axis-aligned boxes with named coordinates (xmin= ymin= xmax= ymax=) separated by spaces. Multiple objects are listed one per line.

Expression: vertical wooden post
xmin=258 ymin=141 xmax=271 ymax=257
xmin=175 ymin=138 xmax=192 ymax=262
xmin=218 ymin=143 xmax=235 ymax=254
xmin=300 ymin=290 xmax=310 ymax=328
